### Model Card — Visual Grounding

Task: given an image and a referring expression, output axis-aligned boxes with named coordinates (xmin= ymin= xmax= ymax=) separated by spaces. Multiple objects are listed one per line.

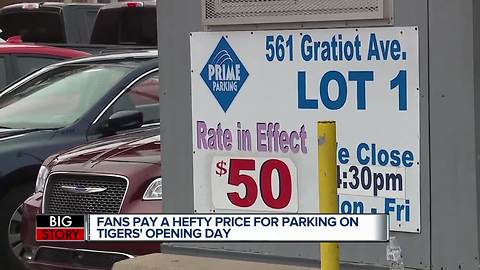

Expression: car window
xmin=0 ymin=57 xmax=7 ymax=89
xmin=90 ymin=7 xmax=157 ymax=45
xmin=0 ymin=11 xmax=66 ymax=43
xmin=16 ymin=56 xmax=62 ymax=77
xmin=0 ymin=64 xmax=132 ymax=129
xmin=110 ymin=71 xmax=159 ymax=125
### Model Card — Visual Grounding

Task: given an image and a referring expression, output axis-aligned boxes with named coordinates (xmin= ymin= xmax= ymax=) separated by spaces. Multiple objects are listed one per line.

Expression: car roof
xmin=0 ymin=50 xmax=158 ymax=96
xmin=50 ymin=50 xmax=158 ymax=66
xmin=0 ymin=43 xmax=89 ymax=58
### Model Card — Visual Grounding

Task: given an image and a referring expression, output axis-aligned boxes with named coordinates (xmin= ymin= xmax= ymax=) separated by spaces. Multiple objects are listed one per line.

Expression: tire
xmin=0 ymin=183 xmax=32 ymax=270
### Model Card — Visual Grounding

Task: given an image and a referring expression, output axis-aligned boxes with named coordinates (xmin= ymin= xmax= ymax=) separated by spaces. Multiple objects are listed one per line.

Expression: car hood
xmin=54 ymin=133 xmax=160 ymax=166
xmin=0 ymin=127 xmax=53 ymax=140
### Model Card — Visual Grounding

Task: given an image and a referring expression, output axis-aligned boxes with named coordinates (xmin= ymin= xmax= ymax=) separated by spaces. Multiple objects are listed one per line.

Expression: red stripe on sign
xmin=36 ymin=228 xmax=85 ymax=241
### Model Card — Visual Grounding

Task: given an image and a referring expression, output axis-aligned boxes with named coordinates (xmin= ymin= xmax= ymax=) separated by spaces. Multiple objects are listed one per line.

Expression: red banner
xmin=36 ymin=228 xmax=85 ymax=241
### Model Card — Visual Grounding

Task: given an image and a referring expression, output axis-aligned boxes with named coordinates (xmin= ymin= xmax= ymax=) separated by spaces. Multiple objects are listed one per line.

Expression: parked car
xmin=0 ymin=1 xmax=157 ymax=54
xmin=21 ymin=127 xmax=161 ymax=270
xmin=0 ymin=50 xmax=159 ymax=269
xmin=0 ymin=42 xmax=89 ymax=89
xmin=0 ymin=2 xmax=102 ymax=44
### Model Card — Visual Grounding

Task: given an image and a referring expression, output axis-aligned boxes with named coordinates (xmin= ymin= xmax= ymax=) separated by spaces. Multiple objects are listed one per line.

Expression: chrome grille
xmin=44 ymin=174 xmax=127 ymax=214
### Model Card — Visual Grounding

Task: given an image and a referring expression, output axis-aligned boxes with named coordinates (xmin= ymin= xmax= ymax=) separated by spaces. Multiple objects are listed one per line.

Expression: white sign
xmin=88 ymin=214 xmax=389 ymax=242
xmin=190 ymin=27 xmax=420 ymax=233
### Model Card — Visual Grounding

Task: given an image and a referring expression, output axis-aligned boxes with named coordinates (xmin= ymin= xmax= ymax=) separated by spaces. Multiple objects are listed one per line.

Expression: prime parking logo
xmin=200 ymin=36 xmax=249 ymax=112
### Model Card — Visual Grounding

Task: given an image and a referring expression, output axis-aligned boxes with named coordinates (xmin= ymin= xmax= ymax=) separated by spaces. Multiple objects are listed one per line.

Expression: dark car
xmin=0 ymin=42 xmax=89 ymax=88
xmin=0 ymin=1 xmax=157 ymax=54
xmin=21 ymin=127 xmax=161 ymax=270
xmin=0 ymin=2 xmax=102 ymax=44
xmin=0 ymin=51 xmax=159 ymax=269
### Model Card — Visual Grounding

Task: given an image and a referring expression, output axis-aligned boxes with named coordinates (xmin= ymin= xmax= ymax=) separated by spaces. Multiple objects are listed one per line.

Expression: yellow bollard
xmin=317 ymin=121 xmax=340 ymax=270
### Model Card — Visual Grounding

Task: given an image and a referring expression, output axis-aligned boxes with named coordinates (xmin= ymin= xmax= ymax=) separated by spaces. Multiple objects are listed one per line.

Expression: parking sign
xmin=191 ymin=27 xmax=419 ymax=232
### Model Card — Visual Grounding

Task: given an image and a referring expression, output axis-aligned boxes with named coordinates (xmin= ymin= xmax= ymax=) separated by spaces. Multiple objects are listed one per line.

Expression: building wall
xmin=158 ymin=0 xmax=480 ymax=269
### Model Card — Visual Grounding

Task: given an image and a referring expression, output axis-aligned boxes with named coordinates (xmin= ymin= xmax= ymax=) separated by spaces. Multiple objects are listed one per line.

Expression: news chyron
xmin=36 ymin=215 xmax=85 ymax=241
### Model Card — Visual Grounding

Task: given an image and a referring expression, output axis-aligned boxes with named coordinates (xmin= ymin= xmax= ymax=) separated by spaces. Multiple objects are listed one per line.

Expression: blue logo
xmin=200 ymin=37 xmax=249 ymax=112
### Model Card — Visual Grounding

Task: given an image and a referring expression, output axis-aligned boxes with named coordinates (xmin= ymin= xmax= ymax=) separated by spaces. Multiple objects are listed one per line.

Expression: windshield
xmin=0 ymin=64 xmax=132 ymax=129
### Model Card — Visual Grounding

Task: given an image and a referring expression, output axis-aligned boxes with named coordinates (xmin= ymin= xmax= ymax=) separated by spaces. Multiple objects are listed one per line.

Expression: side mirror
xmin=108 ymin=110 xmax=143 ymax=132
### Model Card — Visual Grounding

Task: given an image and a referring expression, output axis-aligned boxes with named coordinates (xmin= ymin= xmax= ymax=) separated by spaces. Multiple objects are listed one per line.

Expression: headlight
xmin=143 ymin=178 xmax=162 ymax=200
xmin=35 ymin=166 xmax=50 ymax=193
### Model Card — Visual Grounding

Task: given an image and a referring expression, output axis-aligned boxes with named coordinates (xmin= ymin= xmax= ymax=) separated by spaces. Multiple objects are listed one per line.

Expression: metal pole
xmin=317 ymin=121 xmax=340 ymax=270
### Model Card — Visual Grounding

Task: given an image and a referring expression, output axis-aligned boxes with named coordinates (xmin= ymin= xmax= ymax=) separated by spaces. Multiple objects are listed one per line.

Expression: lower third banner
xmin=87 ymin=214 xmax=388 ymax=242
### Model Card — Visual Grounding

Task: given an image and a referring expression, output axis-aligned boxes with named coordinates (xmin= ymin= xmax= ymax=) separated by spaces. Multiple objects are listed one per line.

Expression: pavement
xmin=113 ymin=253 xmax=388 ymax=270
xmin=113 ymin=253 xmax=319 ymax=270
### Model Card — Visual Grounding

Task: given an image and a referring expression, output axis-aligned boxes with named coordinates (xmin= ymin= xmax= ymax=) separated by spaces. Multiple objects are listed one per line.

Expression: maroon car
xmin=21 ymin=126 xmax=161 ymax=270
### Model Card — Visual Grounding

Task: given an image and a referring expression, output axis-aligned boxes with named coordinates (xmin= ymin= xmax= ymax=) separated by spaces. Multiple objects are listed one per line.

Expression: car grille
xmin=44 ymin=174 xmax=128 ymax=214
